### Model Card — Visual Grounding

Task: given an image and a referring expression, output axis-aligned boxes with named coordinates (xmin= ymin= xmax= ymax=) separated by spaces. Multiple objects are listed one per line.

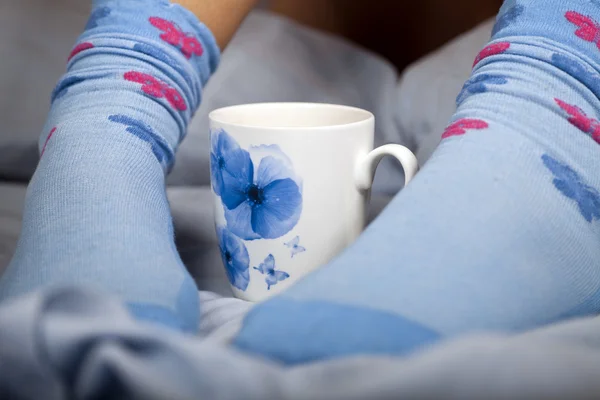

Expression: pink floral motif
xmin=442 ymin=118 xmax=489 ymax=139
xmin=149 ymin=16 xmax=203 ymax=59
xmin=555 ymin=98 xmax=600 ymax=144
xmin=565 ymin=11 xmax=600 ymax=50
xmin=124 ymin=71 xmax=187 ymax=111
xmin=68 ymin=42 xmax=94 ymax=62
xmin=41 ymin=127 xmax=57 ymax=157
xmin=473 ymin=42 xmax=511 ymax=68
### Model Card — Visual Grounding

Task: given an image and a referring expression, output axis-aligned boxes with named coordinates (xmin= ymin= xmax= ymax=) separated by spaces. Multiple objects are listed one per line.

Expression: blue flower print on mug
xmin=210 ymin=129 xmax=303 ymax=241
xmin=210 ymin=128 xmax=253 ymax=198
xmin=253 ymin=254 xmax=290 ymax=290
xmin=217 ymin=226 xmax=251 ymax=291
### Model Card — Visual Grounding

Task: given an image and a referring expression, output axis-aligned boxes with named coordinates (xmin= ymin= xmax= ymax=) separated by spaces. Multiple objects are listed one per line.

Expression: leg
xmin=234 ymin=0 xmax=600 ymax=363
xmin=0 ymin=0 xmax=220 ymax=333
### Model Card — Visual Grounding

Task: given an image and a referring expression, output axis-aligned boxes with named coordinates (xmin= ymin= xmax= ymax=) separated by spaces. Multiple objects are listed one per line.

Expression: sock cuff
xmin=78 ymin=0 xmax=220 ymax=89
xmin=42 ymin=0 xmax=221 ymax=171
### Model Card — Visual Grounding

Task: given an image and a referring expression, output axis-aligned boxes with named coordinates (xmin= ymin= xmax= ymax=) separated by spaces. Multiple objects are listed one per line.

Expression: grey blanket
xmin=1 ymin=286 xmax=600 ymax=400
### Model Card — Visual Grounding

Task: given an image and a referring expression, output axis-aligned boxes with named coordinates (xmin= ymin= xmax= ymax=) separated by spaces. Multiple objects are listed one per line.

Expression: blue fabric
xmin=0 ymin=0 xmax=220 ymax=333
xmin=233 ymin=298 xmax=440 ymax=365
xmin=233 ymin=0 xmax=600 ymax=363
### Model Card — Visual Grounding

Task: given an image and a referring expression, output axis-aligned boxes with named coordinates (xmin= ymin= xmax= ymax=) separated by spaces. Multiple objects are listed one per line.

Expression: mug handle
xmin=354 ymin=144 xmax=419 ymax=191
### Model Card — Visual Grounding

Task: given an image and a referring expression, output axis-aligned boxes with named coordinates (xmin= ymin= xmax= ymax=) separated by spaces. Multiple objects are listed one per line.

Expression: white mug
xmin=209 ymin=103 xmax=418 ymax=302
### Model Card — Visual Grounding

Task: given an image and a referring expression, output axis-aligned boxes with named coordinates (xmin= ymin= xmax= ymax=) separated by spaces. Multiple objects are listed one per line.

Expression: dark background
xmin=269 ymin=0 xmax=504 ymax=71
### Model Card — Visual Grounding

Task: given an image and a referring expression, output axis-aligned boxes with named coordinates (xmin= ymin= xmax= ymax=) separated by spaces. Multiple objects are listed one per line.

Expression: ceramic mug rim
xmin=209 ymin=102 xmax=374 ymax=131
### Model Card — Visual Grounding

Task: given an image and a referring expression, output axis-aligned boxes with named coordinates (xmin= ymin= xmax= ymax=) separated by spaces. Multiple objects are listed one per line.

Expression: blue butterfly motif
xmin=108 ymin=115 xmax=174 ymax=170
xmin=492 ymin=4 xmax=524 ymax=36
xmin=85 ymin=6 xmax=111 ymax=30
xmin=51 ymin=75 xmax=86 ymax=103
xmin=550 ymin=53 xmax=600 ymax=98
xmin=253 ymin=255 xmax=290 ymax=290
xmin=456 ymin=74 xmax=508 ymax=106
xmin=542 ymin=154 xmax=600 ymax=223
xmin=284 ymin=236 xmax=306 ymax=258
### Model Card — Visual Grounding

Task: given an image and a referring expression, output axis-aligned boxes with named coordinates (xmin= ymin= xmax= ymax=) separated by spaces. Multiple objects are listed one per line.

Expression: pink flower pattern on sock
xmin=473 ymin=42 xmax=511 ymax=68
xmin=555 ymin=98 xmax=600 ymax=144
xmin=565 ymin=11 xmax=600 ymax=50
xmin=442 ymin=118 xmax=489 ymax=139
xmin=124 ymin=71 xmax=187 ymax=111
xmin=149 ymin=17 xmax=203 ymax=59
xmin=68 ymin=42 xmax=95 ymax=62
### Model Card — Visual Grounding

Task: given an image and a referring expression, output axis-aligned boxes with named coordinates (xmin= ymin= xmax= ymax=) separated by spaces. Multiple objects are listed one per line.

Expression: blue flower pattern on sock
xmin=108 ymin=115 xmax=174 ymax=169
xmin=217 ymin=226 xmax=250 ymax=291
xmin=457 ymin=74 xmax=509 ymax=105
xmin=51 ymin=75 xmax=86 ymax=103
xmin=253 ymin=254 xmax=290 ymax=290
xmin=492 ymin=3 xmax=525 ymax=36
xmin=210 ymin=129 xmax=303 ymax=241
xmin=85 ymin=6 xmax=111 ymax=30
xmin=550 ymin=53 xmax=600 ymax=97
xmin=543 ymin=154 xmax=600 ymax=222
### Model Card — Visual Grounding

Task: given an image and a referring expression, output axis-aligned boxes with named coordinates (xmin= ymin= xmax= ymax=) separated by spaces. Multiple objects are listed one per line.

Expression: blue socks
xmin=2 ymin=0 xmax=600 ymax=366
xmin=233 ymin=0 xmax=600 ymax=364
xmin=0 ymin=0 xmax=219 ymax=333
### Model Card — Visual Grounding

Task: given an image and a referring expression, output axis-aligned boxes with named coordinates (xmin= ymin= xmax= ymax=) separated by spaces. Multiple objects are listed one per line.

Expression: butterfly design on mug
xmin=149 ymin=17 xmax=204 ymax=59
xmin=284 ymin=236 xmax=306 ymax=258
xmin=253 ymin=255 xmax=290 ymax=290
xmin=565 ymin=11 xmax=600 ymax=49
